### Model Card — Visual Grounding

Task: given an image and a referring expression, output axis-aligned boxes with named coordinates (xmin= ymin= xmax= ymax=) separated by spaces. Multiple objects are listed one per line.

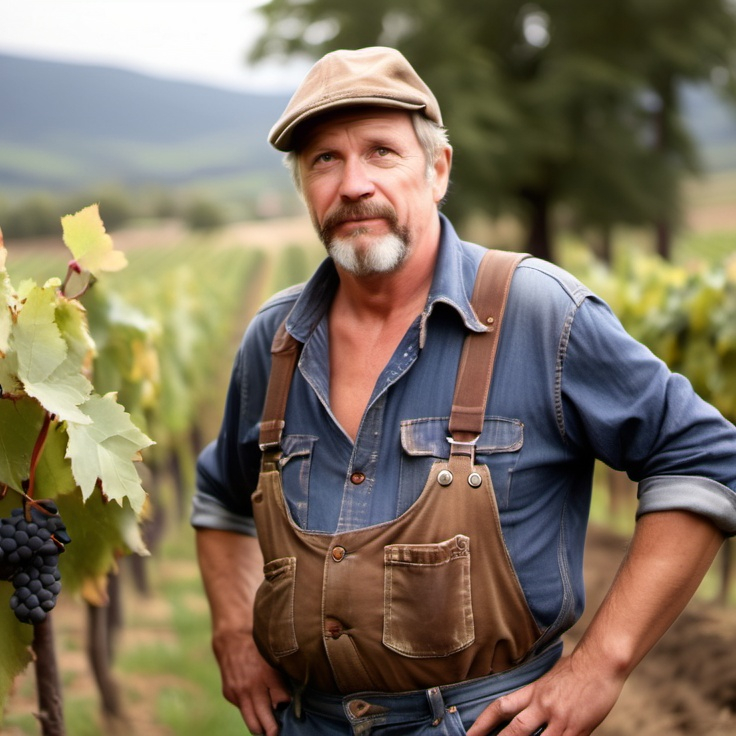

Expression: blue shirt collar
xmin=286 ymin=212 xmax=486 ymax=345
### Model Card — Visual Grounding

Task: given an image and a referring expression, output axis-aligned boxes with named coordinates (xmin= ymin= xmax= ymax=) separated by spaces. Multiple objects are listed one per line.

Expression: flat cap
xmin=268 ymin=46 xmax=442 ymax=152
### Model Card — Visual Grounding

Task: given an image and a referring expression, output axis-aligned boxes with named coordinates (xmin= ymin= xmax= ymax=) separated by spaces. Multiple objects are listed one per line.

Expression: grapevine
xmin=0 ymin=204 xmax=153 ymax=733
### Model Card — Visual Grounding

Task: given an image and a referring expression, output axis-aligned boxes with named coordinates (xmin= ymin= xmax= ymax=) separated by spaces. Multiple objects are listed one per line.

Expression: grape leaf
xmin=56 ymin=489 xmax=148 ymax=604
xmin=55 ymin=298 xmax=96 ymax=368
xmin=65 ymin=393 xmax=153 ymax=514
xmin=61 ymin=204 xmax=127 ymax=276
xmin=13 ymin=284 xmax=93 ymax=424
xmin=0 ymin=583 xmax=33 ymax=719
xmin=0 ymin=354 xmax=22 ymax=397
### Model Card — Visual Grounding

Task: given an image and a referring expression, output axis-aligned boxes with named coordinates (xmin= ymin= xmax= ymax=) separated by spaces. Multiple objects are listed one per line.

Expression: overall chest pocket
xmin=399 ymin=417 xmax=524 ymax=512
xmin=278 ymin=434 xmax=318 ymax=528
xmin=383 ymin=535 xmax=474 ymax=658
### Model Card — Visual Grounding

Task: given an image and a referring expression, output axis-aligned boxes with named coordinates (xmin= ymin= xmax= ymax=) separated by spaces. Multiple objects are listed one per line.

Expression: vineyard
xmin=0 ymin=208 xmax=735 ymax=735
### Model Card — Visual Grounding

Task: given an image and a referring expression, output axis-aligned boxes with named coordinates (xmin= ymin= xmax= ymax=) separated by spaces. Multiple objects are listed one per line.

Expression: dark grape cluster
xmin=0 ymin=501 xmax=70 ymax=625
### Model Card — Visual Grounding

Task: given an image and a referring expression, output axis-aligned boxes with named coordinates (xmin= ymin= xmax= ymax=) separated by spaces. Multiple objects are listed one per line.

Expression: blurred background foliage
xmin=250 ymin=0 xmax=736 ymax=261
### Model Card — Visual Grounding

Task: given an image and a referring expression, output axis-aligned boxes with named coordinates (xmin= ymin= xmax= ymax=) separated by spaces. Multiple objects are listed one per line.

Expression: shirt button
xmin=331 ymin=546 xmax=346 ymax=562
xmin=350 ymin=472 xmax=366 ymax=485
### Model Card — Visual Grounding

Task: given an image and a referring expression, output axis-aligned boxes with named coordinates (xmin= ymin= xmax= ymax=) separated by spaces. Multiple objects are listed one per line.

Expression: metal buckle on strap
xmin=446 ymin=436 xmax=479 ymax=464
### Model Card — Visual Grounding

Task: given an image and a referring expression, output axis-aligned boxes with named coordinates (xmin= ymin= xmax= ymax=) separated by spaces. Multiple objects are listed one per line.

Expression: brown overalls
xmin=252 ymin=250 xmax=541 ymax=695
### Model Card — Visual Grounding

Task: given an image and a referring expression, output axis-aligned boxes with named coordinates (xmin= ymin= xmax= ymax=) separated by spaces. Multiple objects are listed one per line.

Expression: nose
xmin=338 ymin=156 xmax=374 ymax=202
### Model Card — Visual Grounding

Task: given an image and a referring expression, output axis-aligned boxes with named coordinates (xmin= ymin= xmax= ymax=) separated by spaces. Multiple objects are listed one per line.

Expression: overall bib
xmin=252 ymin=250 xmax=551 ymax=732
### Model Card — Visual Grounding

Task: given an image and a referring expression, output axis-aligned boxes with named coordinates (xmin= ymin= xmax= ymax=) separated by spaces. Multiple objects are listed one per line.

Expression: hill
xmin=0 ymin=54 xmax=292 ymax=202
xmin=1 ymin=53 xmax=735 ymax=209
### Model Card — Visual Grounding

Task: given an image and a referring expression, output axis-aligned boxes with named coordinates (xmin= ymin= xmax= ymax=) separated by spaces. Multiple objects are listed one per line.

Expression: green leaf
xmin=0 ymin=582 xmax=33 ymax=719
xmin=56 ymin=489 xmax=148 ymax=604
xmin=12 ymin=284 xmax=93 ymax=424
xmin=0 ymin=398 xmax=75 ymax=498
xmin=55 ymin=298 xmax=96 ymax=368
xmin=0 ymin=396 xmax=44 ymax=492
xmin=65 ymin=393 xmax=153 ymax=514
xmin=0 ymin=353 xmax=21 ymax=397
xmin=61 ymin=204 xmax=127 ymax=276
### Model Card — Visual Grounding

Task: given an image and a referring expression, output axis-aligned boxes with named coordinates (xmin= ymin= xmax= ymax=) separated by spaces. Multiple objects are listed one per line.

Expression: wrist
xmin=571 ymin=628 xmax=637 ymax=683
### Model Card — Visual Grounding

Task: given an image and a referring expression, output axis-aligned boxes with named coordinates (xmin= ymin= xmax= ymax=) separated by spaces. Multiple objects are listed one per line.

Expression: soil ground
xmin=565 ymin=526 xmax=736 ymax=735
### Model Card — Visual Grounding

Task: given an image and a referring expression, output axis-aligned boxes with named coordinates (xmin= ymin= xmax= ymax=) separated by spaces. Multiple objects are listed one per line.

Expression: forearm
xmin=571 ymin=509 xmax=724 ymax=680
xmin=195 ymin=527 xmax=263 ymax=643
xmin=469 ymin=510 xmax=725 ymax=735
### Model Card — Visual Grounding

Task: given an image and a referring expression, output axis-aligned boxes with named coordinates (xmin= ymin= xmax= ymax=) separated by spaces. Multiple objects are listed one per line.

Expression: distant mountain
xmin=0 ymin=53 xmax=293 ymax=201
xmin=1 ymin=53 xmax=735 ymax=206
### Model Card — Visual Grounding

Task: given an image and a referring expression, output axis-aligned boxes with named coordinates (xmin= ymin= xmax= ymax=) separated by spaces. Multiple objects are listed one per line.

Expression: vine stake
xmin=33 ymin=614 xmax=66 ymax=736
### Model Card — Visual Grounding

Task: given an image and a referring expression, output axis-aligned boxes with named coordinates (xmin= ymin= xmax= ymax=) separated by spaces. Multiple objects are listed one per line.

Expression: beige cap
xmin=268 ymin=46 xmax=442 ymax=152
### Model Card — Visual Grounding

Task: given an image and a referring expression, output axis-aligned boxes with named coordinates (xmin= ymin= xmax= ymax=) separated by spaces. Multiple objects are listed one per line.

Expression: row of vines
xmin=566 ymin=239 xmax=736 ymax=604
xmin=0 ymin=206 xmax=320 ymax=734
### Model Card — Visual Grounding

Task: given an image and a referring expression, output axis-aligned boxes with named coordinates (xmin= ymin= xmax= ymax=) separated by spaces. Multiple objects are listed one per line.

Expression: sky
xmin=0 ymin=0 xmax=310 ymax=92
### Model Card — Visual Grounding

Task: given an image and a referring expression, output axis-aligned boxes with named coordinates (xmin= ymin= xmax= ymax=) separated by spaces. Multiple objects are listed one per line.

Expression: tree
xmin=249 ymin=0 xmax=736 ymax=261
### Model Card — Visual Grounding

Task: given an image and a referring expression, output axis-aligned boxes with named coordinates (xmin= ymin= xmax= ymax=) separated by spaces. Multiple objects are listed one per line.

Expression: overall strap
xmin=448 ymin=249 xmax=529 ymax=459
xmin=259 ymin=320 xmax=301 ymax=453
xmin=258 ymin=249 xmax=528 ymax=454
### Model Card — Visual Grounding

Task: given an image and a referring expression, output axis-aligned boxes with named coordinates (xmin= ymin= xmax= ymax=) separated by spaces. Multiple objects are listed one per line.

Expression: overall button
xmin=468 ymin=472 xmax=483 ymax=488
xmin=350 ymin=471 xmax=366 ymax=485
xmin=331 ymin=546 xmax=346 ymax=562
xmin=324 ymin=617 xmax=343 ymax=639
xmin=437 ymin=469 xmax=453 ymax=486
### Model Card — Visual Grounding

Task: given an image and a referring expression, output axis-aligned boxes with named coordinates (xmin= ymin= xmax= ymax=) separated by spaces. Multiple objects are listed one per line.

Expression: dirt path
xmin=565 ymin=525 xmax=736 ymax=735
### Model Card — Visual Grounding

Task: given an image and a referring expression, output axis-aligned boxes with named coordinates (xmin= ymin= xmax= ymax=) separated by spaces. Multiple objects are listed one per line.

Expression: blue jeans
xmin=275 ymin=643 xmax=562 ymax=735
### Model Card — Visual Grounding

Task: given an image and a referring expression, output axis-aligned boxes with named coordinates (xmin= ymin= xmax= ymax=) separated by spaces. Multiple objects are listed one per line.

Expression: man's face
xmin=296 ymin=109 xmax=447 ymax=277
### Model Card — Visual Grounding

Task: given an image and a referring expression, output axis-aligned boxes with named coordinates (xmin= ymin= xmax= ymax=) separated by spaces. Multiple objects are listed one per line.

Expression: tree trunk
xmin=599 ymin=227 xmax=613 ymax=265
xmin=33 ymin=615 xmax=65 ymax=736
xmin=654 ymin=219 xmax=671 ymax=260
xmin=652 ymin=76 xmax=675 ymax=260
xmin=87 ymin=601 xmax=123 ymax=718
xmin=521 ymin=189 xmax=553 ymax=262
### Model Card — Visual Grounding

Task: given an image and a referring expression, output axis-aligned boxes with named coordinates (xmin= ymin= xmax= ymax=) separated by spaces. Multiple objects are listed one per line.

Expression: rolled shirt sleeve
xmin=560 ymin=295 xmax=736 ymax=534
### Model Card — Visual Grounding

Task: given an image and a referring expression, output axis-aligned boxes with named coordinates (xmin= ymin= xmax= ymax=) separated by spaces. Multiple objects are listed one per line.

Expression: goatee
xmin=318 ymin=202 xmax=410 ymax=276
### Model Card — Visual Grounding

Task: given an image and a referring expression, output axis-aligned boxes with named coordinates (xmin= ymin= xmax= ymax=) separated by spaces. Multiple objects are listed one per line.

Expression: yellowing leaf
xmin=61 ymin=204 xmax=127 ymax=276
xmin=65 ymin=393 xmax=153 ymax=514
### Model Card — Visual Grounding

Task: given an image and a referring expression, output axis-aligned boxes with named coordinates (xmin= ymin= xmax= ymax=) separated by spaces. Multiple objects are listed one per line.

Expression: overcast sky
xmin=0 ymin=0 xmax=310 ymax=92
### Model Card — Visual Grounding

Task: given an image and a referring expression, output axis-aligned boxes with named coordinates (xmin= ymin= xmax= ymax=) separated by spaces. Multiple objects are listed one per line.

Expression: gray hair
xmin=285 ymin=112 xmax=451 ymax=195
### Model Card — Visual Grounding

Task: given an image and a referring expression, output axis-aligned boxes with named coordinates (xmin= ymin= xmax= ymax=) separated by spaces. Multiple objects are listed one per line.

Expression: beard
xmin=318 ymin=202 xmax=410 ymax=277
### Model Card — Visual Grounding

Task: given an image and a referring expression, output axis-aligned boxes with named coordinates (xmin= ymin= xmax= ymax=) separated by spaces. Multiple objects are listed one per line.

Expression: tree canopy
xmin=251 ymin=0 xmax=736 ymax=260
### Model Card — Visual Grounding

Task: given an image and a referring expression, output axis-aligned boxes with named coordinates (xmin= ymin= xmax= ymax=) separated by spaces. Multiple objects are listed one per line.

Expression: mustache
xmin=320 ymin=202 xmax=399 ymax=241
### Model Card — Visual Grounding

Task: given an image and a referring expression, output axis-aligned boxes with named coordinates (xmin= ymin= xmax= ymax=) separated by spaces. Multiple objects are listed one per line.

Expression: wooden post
xmin=33 ymin=614 xmax=65 ymax=736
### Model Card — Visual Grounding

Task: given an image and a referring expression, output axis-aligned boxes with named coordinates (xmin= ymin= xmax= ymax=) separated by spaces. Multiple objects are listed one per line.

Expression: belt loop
xmin=426 ymin=686 xmax=445 ymax=727
xmin=446 ymin=436 xmax=479 ymax=465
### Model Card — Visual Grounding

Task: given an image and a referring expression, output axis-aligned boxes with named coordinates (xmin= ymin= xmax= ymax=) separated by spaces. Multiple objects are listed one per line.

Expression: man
xmin=192 ymin=47 xmax=736 ymax=735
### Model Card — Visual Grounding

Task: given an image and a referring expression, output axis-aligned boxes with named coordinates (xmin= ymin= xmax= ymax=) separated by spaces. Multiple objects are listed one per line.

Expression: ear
xmin=432 ymin=146 xmax=452 ymax=204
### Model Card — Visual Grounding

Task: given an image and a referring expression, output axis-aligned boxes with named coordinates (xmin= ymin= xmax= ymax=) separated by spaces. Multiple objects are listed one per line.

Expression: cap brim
xmin=269 ymin=97 xmax=427 ymax=152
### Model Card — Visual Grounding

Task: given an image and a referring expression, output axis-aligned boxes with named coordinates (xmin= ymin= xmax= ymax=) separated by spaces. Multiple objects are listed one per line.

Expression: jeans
xmin=275 ymin=643 xmax=562 ymax=735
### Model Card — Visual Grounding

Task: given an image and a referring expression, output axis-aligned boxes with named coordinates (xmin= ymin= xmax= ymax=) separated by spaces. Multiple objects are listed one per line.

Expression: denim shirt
xmin=193 ymin=214 xmax=736 ymax=630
